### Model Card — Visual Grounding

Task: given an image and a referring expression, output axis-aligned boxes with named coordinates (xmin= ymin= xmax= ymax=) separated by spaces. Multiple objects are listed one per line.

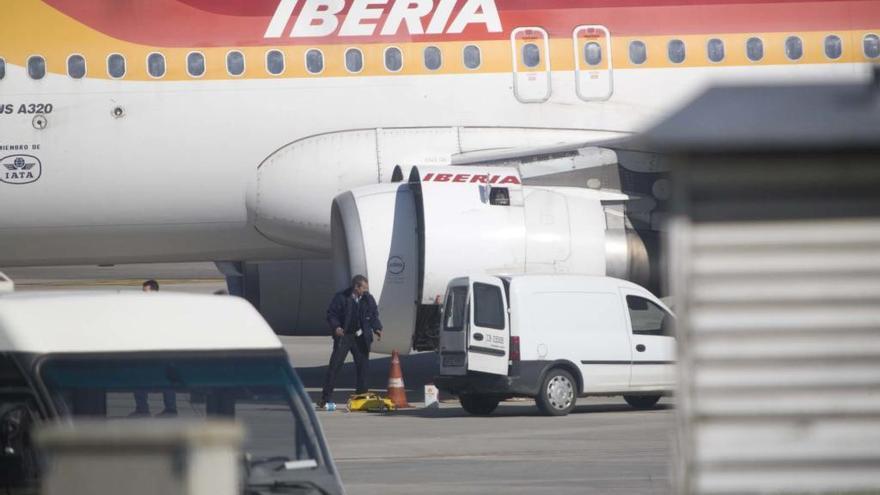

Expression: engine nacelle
xmin=332 ymin=166 xmax=651 ymax=353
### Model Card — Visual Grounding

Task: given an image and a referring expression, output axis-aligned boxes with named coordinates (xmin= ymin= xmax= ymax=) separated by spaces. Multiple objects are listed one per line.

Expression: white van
xmin=435 ymin=275 xmax=675 ymax=416
xmin=0 ymin=291 xmax=344 ymax=494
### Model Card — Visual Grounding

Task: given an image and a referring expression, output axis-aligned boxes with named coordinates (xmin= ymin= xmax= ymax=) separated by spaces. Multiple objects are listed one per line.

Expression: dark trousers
xmin=321 ymin=334 xmax=370 ymax=402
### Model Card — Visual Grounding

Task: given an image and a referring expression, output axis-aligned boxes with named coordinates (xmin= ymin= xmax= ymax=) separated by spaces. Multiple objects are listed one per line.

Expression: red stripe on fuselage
xmin=42 ymin=0 xmax=880 ymax=47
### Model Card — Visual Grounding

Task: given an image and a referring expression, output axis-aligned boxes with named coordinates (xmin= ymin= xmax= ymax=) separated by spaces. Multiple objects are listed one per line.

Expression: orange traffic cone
xmin=386 ymin=350 xmax=410 ymax=408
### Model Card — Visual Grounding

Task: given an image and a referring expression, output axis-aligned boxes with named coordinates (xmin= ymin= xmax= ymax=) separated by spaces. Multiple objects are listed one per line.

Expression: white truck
xmin=0 ymin=291 xmax=344 ymax=495
xmin=435 ymin=275 xmax=675 ymax=416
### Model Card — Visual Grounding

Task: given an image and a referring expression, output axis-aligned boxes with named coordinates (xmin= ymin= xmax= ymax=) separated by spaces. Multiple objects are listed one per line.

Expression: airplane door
xmin=511 ymin=27 xmax=551 ymax=103
xmin=573 ymin=25 xmax=613 ymax=101
xmin=467 ymin=277 xmax=510 ymax=376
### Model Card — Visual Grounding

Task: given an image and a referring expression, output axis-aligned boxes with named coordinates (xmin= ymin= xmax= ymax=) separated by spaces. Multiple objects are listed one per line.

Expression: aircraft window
xmin=423 ymin=46 xmax=442 ymax=70
xmin=67 ymin=54 xmax=86 ymax=79
xmin=107 ymin=54 xmax=125 ymax=79
xmin=824 ymin=35 xmax=842 ymax=59
xmin=28 ymin=56 xmax=46 ymax=80
xmin=584 ymin=41 xmax=602 ymax=66
xmin=0 ymin=58 xmax=4 ymax=80
xmin=345 ymin=48 xmax=363 ymax=73
xmin=785 ymin=36 xmax=803 ymax=60
xmin=226 ymin=51 xmax=245 ymax=76
xmin=629 ymin=40 xmax=647 ymax=65
xmin=385 ymin=47 xmax=403 ymax=72
xmin=147 ymin=52 xmax=165 ymax=78
xmin=865 ymin=34 xmax=880 ymax=58
xmin=707 ymin=38 xmax=725 ymax=62
xmin=463 ymin=45 xmax=481 ymax=69
xmin=305 ymin=49 xmax=323 ymax=74
xmin=667 ymin=39 xmax=685 ymax=64
xmin=266 ymin=50 xmax=285 ymax=75
xmin=522 ymin=43 xmax=541 ymax=68
xmin=187 ymin=52 xmax=205 ymax=77
xmin=746 ymin=37 xmax=764 ymax=61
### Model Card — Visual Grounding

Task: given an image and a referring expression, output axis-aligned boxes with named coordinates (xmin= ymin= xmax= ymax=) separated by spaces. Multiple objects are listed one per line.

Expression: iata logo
xmin=1 ymin=155 xmax=41 ymax=185
xmin=387 ymin=256 xmax=405 ymax=275
xmin=422 ymin=172 xmax=520 ymax=185
xmin=265 ymin=0 xmax=502 ymax=38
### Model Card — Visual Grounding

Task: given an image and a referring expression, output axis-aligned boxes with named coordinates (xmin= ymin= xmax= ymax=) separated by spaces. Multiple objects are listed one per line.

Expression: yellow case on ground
xmin=347 ymin=392 xmax=397 ymax=412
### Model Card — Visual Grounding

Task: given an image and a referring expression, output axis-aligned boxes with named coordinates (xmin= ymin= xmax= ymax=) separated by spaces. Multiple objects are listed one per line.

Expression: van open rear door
xmin=439 ymin=280 xmax=469 ymax=376
xmin=466 ymin=276 xmax=510 ymax=376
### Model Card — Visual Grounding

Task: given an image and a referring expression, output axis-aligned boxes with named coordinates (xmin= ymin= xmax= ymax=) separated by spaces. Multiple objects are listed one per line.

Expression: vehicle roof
xmin=0 ymin=292 xmax=282 ymax=354
xmin=505 ymin=273 xmax=649 ymax=289
xmin=502 ymin=274 xmax=671 ymax=312
xmin=454 ymin=274 xmax=668 ymax=306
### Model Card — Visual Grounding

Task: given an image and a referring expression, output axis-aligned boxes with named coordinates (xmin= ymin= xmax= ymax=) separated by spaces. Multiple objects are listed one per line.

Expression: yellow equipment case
xmin=347 ymin=392 xmax=397 ymax=412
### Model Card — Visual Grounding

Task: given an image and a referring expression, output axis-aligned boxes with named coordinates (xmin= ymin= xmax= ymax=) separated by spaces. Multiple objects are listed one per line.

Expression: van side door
xmin=622 ymin=292 xmax=676 ymax=389
xmin=467 ymin=277 xmax=510 ymax=376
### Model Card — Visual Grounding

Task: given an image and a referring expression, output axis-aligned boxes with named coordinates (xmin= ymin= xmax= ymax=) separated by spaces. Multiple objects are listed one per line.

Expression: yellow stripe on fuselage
xmin=1 ymin=0 xmax=877 ymax=81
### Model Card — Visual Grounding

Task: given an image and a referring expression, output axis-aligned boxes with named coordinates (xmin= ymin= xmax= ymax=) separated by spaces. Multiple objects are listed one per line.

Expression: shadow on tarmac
xmin=386 ymin=402 xmax=673 ymax=419
xmin=297 ymin=351 xmax=674 ymax=417
xmin=295 ymin=352 xmax=438 ymax=405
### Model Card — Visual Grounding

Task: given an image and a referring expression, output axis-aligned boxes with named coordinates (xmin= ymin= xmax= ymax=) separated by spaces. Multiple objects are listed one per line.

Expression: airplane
xmin=1 ymin=0 xmax=878 ymax=351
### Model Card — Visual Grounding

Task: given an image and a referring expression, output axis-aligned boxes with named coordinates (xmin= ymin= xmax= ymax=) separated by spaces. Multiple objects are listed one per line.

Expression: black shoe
xmin=128 ymin=410 xmax=150 ymax=418
xmin=315 ymin=400 xmax=326 ymax=409
xmin=157 ymin=409 xmax=178 ymax=417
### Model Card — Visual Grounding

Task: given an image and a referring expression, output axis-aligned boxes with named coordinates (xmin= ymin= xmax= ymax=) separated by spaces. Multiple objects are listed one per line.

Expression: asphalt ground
xmin=5 ymin=263 xmax=675 ymax=494
xmin=286 ymin=337 xmax=674 ymax=495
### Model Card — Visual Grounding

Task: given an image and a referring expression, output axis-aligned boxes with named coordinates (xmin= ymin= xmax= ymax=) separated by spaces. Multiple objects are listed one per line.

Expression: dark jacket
xmin=326 ymin=288 xmax=383 ymax=344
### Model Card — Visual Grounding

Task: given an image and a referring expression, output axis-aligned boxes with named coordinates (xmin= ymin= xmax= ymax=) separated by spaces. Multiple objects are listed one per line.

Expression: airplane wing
xmin=4 ymin=164 xmax=16 ymax=171
xmin=22 ymin=163 xmax=35 ymax=170
xmin=450 ymin=135 xmax=671 ymax=233
xmin=451 ymin=135 xmax=669 ymax=178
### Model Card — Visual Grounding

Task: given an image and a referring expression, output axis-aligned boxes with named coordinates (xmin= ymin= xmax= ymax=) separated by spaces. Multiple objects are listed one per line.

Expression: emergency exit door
xmin=511 ymin=27 xmax=551 ymax=103
xmin=573 ymin=25 xmax=613 ymax=101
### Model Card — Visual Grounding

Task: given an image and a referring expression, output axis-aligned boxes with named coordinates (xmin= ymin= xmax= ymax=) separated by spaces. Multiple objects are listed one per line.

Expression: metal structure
xmin=647 ymin=79 xmax=880 ymax=493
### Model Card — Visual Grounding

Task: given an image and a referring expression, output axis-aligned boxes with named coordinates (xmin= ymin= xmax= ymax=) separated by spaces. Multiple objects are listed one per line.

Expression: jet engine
xmin=331 ymin=166 xmax=652 ymax=354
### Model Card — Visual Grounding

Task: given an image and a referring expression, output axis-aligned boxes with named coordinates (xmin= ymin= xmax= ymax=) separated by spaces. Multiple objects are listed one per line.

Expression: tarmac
xmin=287 ymin=337 xmax=674 ymax=495
xmin=4 ymin=263 xmax=675 ymax=494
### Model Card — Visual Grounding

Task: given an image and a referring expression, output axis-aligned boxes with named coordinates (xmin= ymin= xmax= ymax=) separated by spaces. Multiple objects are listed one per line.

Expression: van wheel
xmin=624 ymin=395 xmax=661 ymax=409
xmin=459 ymin=394 xmax=500 ymax=415
xmin=536 ymin=369 xmax=577 ymax=416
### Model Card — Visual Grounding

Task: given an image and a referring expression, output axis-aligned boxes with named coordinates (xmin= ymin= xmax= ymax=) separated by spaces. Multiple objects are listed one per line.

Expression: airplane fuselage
xmin=1 ymin=0 xmax=877 ymax=266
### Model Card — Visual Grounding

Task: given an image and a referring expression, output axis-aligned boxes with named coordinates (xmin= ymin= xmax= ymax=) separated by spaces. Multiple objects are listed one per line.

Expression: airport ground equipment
xmin=434 ymin=274 xmax=675 ymax=416
xmin=347 ymin=393 xmax=397 ymax=413
xmin=424 ymin=384 xmax=440 ymax=409
xmin=37 ymin=421 xmax=243 ymax=495
xmin=385 ymin=350 xmax=411 ymax=409
xmin=649 ymin=81 xmax=880 ymax=494
xmin=0 ymin=291 xmax=344 ymax=495
xmin=332 ymin=165 xmax=653 ymax=354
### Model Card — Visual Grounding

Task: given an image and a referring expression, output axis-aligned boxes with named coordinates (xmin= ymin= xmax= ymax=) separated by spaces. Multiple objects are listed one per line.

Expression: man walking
xmin=317 ymin=275 xmax=383 ymax=409
xmin=131 ymin=279 xmax=179 ymax=417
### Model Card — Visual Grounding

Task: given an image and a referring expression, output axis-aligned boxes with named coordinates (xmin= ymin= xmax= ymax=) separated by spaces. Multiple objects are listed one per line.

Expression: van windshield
xmin=444 ymin=285 xmax=468 ymax=332
xmin=39 ymin=353 xmax=324 ymax=471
